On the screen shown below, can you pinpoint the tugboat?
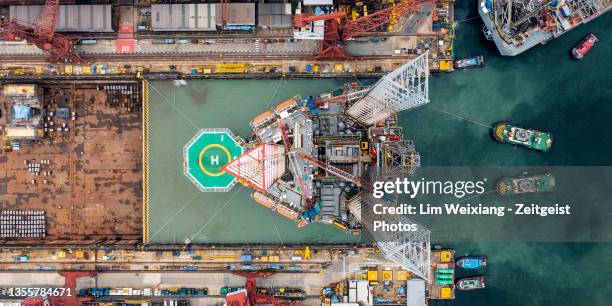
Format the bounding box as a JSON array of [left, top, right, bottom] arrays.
[[457, 256, 487, 269], [492, 121, 552, 152], [453, 55, 485, 69], [456, 276, 486, 291], [572, 33, 598, 59], [497, 173, 556, 196]]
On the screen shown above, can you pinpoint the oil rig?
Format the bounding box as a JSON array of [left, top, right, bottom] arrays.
[[221, 52, 432, 280], [479, 0, 611, 55]]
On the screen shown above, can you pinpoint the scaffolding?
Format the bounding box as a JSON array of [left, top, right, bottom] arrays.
[[377, 140, 421, 180], [347, 51, 429, 126]]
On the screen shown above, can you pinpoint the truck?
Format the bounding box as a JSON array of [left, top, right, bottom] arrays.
[[152, 38, 175, 44], [240, 254, 253, 261]]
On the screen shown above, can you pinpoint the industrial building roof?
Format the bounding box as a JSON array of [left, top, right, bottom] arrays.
[[216, 3, 255, 26], [10, 5, 113, 32], [258, 3, 292, 28], [406, 279, 426, 306], [151, 3, 216, 31]]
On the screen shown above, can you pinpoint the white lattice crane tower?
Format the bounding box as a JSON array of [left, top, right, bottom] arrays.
[[346, 52, 432, 281], [347, 52, 429, 126]]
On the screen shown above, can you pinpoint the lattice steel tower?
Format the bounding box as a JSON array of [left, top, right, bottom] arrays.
[[347, 51, 429, 126], [376, 139, 421, 180], [345, 53, 431, 281]]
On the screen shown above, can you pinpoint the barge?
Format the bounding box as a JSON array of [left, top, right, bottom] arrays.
[[457, 256, 487, 269], [453, 55, 485, 69], [497, 173, 556, 195], [456, 276, 486, 291]]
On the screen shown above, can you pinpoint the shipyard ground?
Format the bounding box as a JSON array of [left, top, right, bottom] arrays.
[[0, 247, 445, 305], [0, 82, 142, 245]]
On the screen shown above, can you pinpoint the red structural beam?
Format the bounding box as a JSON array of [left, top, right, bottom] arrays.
[[293, 11, 347, 28], [342, 0, 431, 40]]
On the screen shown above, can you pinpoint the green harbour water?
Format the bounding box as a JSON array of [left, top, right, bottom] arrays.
[[146, 0, 612, 304]]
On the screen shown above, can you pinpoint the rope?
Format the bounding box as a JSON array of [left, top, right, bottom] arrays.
[[266, 77, 286, 108], [146, 80, 201, 131], [148, 192, 200, 241], [190, 185, 244, 241], [266, 209, 285, 246], [455, 16, 480, 23], [424, 104, 493, 129]]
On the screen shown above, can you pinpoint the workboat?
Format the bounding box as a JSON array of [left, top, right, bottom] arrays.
[[456, 276, 486, 291], [457, 256, 487, 269], [453, 55, 484, 69], [572, 33, 598, 59], [492, 122, 552, 152], [497, 173, 556, 196]]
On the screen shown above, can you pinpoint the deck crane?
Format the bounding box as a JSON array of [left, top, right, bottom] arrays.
[[278, 120, 292, 152], [297, 152, 362, 187], [227, 272, 306, 306], [0, 0, 80, 62], [294, 0, 433, 59], [278, 120, 313, 209]]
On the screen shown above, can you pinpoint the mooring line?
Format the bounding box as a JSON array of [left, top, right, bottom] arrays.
[[266, 77, 285, 108], [266, 209, 285, 246], [148, 192, 199, 241], [190, 185, 244, 241], [424, 104, 493, 129], [146, 80, 201, 131]]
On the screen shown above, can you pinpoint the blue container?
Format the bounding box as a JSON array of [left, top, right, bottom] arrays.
[[305, 64, 312, 72]]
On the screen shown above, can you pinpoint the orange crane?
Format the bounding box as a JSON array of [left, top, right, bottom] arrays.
[[294, 0, 433, 59], [293, 11, 347, 28], [297, 152, 362, 187], [0, 0, 80, 62]]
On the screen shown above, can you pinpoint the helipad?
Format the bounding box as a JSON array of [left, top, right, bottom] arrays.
[[183, 128, 244, 192]]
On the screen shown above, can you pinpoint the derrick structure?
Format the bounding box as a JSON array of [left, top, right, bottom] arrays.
[[347, 52, 429, 126], [490, 0, 611, 43], [344, 52, 431, 281], [222, 143, 286, 192], [376, 139, 421, 180]]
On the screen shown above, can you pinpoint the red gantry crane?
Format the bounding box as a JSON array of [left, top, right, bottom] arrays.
[[293, 0, 433, 59], [0, 0, 80, 62], [227, 272, 306, 306]]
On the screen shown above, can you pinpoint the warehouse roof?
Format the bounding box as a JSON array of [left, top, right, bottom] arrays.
[[10, 5, 113, 32], [216, 3, 255, 26], [151, 3, 216, 31]]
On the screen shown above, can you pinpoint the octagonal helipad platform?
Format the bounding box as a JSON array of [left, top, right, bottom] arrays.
[[183, 128, 244, 192]]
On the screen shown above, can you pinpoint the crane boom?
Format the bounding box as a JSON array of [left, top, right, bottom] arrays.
[[293, 12, 347, 28], [298, 152, 362, 186], [293, 0, 432, 59], [342, 0, 431, 40], [0, 0, 80, 62]]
